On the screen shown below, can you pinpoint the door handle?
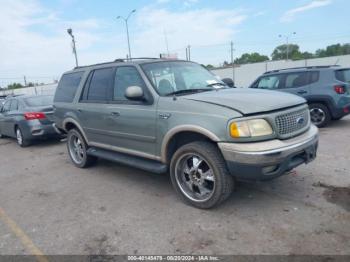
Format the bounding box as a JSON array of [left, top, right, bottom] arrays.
[[110, 112, 120, 117], [297, 90, 307, 94], [77, 108, 82, 113]]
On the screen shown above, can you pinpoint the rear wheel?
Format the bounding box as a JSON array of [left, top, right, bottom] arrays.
[[309, 103, 331, 128], [170, 141, 234, 209], [15, 127, 30, 147], [67, 129, 97, 168]]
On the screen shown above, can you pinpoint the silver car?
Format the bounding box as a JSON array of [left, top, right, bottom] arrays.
[[0, 95, 61, 147]]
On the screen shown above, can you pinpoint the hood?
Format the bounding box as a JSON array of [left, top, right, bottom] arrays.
[[183, 88, 306, 115]]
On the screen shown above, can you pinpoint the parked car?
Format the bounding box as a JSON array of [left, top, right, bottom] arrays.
[[0, 95, 61, 147], [249, 66, 350, 127], [54, 58, 318, 209]]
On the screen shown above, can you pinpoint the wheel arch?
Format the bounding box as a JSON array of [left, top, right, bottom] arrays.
[[161, 125, 220, 164], [62, 118, 89, 143], [305, 96, 335, 116]]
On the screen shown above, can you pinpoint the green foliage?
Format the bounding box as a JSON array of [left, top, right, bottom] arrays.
[[234, 52, 269, 64], [7, 83, 23, 90], [315, 43, 350, 58], [271, 44, 301, 60], [271, 43, 350, 61]]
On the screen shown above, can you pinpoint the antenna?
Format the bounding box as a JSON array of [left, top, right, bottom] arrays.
[[334, 58, 340, 66]]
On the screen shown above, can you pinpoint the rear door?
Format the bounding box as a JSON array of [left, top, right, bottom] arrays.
[[282, 71, 311, 98], [0, 100, 12, 136], [77, 67, 115, 144], [5, 99, 20, 137]]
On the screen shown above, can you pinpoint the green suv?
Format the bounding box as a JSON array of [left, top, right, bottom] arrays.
[[53, 59, 319, 208]]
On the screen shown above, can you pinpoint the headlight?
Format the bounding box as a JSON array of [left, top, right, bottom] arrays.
[[230, 119, 273, 138]]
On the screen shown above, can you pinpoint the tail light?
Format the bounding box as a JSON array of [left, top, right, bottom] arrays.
[[334, 85, 346, 94], [24, 112, 46, 120]]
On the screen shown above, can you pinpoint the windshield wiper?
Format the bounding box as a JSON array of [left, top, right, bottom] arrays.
[[165, 88, 213, 96], [206, 82, 226, 88]]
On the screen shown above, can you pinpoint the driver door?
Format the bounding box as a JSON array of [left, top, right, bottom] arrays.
[[106, 66, 157, 156]]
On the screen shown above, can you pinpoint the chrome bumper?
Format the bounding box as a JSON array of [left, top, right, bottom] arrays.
[[218, 125, 319, 165]]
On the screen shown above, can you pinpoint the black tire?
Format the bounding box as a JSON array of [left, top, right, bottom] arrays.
[[309, 103, 331, 128], [332, 116, 343, 121], [15, 127, 31, 147], [67, 129, 97, 168], [170, 141, 234, 209]]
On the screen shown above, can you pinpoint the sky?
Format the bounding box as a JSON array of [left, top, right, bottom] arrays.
[[0, 0, 349, 86]]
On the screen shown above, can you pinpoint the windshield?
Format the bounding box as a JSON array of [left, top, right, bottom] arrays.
[[335, 69, 350, 83], [24, 95, 53, 107], [141, 61, 227, 96]]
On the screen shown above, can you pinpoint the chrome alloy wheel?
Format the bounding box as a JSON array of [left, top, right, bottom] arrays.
[[310, 108, 326, 126], [68, 134, 85, 164], [175, 154, 215, 202]]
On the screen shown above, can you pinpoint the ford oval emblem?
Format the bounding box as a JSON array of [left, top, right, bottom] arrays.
[[296, 117, 305, 125]]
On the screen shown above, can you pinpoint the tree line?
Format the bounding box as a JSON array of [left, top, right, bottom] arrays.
[[209, 43, 350, 68]]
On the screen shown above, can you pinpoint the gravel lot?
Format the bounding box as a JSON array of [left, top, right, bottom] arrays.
[[0, 117, 349, 255]]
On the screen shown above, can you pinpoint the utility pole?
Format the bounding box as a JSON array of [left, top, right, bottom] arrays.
[[279, 32, 296, 61], [187, 45, 191, 61], [164, 30, 170, 56], [230, 41, 235, 83], [23, 75, 27, 86], [117, 9, 136, 61], [67, 28, 79, 67]]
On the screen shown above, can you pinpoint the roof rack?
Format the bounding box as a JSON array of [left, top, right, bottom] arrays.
[[116, 57, 160, 61], [74, 57, 161, 69], [264, 65, 340, 74]]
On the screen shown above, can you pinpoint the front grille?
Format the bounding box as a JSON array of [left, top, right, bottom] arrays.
[[275, 108, 309, 137]]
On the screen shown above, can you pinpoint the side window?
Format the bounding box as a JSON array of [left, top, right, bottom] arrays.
[[113, 66, 146, 101], [86, 67, 114, 102], [309, 71, 319, 84], [10, 100, 18, 111], [2, 101, 11, 112], [335, 69, 350, 83], [54, 72, 84, 103], [256, 75, 281, 90], [285, 72, 308, 88]]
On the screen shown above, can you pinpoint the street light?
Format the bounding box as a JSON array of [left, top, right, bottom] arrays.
[[67, 28, 79, 67], [117, 9, 136, 60], [279, 32, 296, 60]]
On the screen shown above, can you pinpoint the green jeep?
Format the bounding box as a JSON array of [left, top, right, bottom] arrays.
[[53, 59, 319, 209]]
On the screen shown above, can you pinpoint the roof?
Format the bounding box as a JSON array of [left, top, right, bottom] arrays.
[[63, 58, 189, 74]]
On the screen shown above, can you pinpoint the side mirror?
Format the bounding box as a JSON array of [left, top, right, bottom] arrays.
[[125, 86, 144, 101], [222, 78, 235, 88]]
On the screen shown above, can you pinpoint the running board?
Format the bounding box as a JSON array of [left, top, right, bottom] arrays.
[[87, 147, 168, 174]]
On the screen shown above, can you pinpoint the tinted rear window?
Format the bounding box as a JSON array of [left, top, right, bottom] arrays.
[[86, 67, 114, 102], [335, 69, 350, 83], [24, 96, 53, 107], [54, 72, 84, 102]]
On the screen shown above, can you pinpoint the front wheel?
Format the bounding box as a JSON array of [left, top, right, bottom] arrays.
[[309, 103, 331, 128], [67, 129, 97, 168], [170, 141, 234, 209]]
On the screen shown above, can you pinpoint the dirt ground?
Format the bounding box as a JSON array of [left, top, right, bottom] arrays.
[[0, 117, 349, 255]]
